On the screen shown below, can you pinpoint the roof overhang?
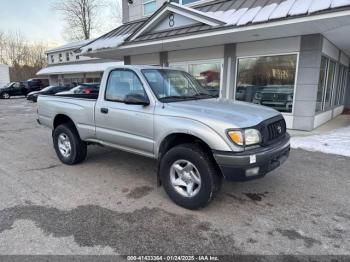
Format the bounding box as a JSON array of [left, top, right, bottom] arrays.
[[36, 62, 123, 76], [90, 8, 350, 60]]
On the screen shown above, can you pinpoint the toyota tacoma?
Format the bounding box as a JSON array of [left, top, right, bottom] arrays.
[[37, 65, 290, 209]]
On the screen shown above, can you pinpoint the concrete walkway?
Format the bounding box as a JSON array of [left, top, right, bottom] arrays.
[[288, 114, 350, 137]]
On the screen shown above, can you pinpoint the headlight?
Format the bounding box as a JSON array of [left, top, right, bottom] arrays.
[[254, 92, 262, 100], [227, 129, 261, 146], [244, 129, 261, 145]]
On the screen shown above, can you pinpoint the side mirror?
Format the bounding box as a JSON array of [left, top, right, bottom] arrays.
[[124, 93, 150, 106]]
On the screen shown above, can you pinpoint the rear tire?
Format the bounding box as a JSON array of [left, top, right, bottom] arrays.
[[160, 143, 222, 210], [53, 123, 87, 165]]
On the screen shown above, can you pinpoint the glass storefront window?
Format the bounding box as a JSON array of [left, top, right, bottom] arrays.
[[236, 54, 297, 113], [340, 68, 348, 105], [324, 60, 336, 110], [316, 57, 328, 112], [170, 61, 222, 97], [335, 65, 345, 106], [316, 56, 341, 112], [188, 63, 221, 96]]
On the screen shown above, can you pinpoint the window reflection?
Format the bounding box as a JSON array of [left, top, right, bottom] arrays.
[[170, 62, 221, 97], [236, 54, 297, 113], [189, 63, 221, 96]]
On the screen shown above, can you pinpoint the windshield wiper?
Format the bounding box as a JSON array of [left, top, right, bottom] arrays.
[[193, 92, 217, 98], [160, 96, 199, 102]]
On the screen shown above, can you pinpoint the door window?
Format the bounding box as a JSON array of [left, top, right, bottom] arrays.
[[105, 70, 146, 102]]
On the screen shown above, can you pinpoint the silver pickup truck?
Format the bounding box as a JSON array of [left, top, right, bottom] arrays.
[[37, 65, 290, 209]]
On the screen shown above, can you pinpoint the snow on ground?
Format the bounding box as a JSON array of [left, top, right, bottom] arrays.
[[290, 125, 350, 157]]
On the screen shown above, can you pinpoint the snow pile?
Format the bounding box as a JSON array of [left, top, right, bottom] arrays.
[[309, 0, 332, 13], [80, 34, 130, 54], [290, 126, 350, 157], [252, 3, 278, 23], [47, 39, 93, 53], [237, 6, 262, 26], [331, 0, 350, 8], [288, 0, 313, 16], [268, 0, 294, 19], [204, 0, 350, 27]]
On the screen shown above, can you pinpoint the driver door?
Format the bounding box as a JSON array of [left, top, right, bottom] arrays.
[[12, 83, 23, 96], [95, 69, 155, 157]]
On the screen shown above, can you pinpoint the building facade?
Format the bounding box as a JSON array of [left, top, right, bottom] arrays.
[[37, 40, 122, 86], [0, 64, 10, 87], [77, 0, 350, 130]]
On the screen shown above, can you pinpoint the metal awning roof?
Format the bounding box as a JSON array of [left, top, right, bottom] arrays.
[[77, 0, 350, 56], [36, 62, 123, 76]]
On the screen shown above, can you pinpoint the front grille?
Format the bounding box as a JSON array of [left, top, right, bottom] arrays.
[[267, 118, 286, 141], [259, 116, 287, 146], [262, 93, 288, 101]]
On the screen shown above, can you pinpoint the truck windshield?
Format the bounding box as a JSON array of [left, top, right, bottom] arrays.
[[142, 69, 216, 102]]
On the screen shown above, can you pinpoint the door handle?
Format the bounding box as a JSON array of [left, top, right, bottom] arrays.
[[101, 108, 109, 114]]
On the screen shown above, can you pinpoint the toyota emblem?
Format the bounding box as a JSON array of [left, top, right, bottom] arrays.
[[277, 125, 282, 134]]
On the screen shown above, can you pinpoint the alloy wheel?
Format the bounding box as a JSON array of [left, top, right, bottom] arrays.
[[58, 133, 72, 158], [170, 160, 202, 198]]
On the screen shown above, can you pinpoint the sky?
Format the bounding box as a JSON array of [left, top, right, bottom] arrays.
[[0, 0, 65, 46], [0, 0, 121, 48]]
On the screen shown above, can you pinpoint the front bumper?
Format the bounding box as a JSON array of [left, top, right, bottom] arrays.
[[213, 134, 290, 181]]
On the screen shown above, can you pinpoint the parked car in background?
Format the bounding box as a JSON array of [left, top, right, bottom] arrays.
[[27, 86, 72, 102], [24, 78, 49, 94], [0, 82, 26, 99], [56, 83, 100, 95], [252, 86, 294, 113]]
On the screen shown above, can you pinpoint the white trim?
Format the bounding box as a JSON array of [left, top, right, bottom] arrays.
[[314, 109, 333, 128], [186, 0, 213, 7], [120, 9, 350, 50], [282, 114, 294, 129], [130, 4, 225, 41], [234, 52, 300, 116], [333, 105, 344, 117], [225, 56, 232, 99]]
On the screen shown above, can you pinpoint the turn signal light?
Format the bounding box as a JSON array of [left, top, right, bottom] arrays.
[[227, 131, 244, 146]]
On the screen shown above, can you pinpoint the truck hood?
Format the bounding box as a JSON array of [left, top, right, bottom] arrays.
[[162, 98, 280, 128]]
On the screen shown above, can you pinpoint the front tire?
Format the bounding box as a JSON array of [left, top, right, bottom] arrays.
[[1, 92, 10, 99], [160, 143, 222, 210], [53, 124, 87, 165]]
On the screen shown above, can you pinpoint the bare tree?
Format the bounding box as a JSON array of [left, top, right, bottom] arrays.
[[0, 30, 48, 81], [53, 0, 103, 40], [0, 31, 7, 64], [5, 31, 30, 66], [108, 0, 122, 26]]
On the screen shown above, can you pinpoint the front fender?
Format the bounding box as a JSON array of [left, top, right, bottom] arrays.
[[154, 115, 232, 157]]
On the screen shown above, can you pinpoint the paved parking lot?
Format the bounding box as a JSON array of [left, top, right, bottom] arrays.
[[0, 98, 349, 256]]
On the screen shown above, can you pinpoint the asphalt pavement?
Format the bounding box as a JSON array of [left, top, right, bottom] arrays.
[[0, 98, 349, 256]]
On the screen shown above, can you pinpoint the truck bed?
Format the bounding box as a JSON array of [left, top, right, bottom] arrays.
[[37, 94, 97, 141], [54, 93, 99, 100]]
